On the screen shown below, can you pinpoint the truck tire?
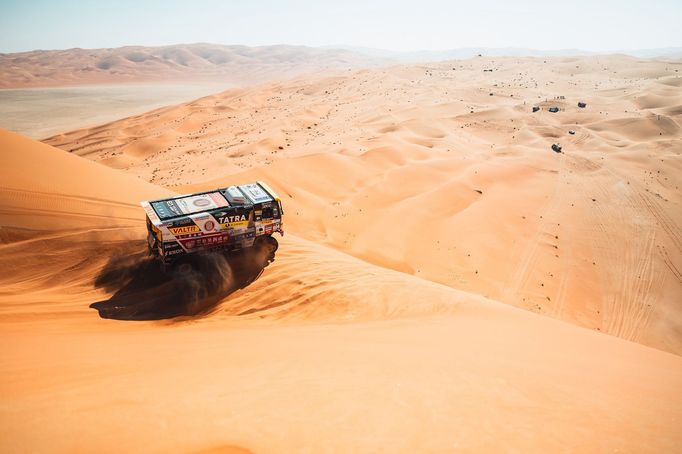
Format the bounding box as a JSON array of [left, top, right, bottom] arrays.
[[253, 235, 278, 266]]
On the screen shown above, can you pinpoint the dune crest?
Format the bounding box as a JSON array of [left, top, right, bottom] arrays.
[[0, 43, 385, 88]]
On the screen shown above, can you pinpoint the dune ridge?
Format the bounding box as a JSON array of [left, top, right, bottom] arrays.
[[0, 43, 387, 88]]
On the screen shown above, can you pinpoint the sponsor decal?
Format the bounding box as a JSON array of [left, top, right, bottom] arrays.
[[169, 225, 200, 235], [204, 220, 215, 231], [180, 233, 230, 249], [218, 214, 247, 223]]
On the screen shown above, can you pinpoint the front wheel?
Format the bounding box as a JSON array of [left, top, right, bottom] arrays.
[[253, 235, 278, 267], [236, 236, 279, 289]]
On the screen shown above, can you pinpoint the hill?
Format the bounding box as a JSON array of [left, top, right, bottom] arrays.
[[0, 43, 387, 88]]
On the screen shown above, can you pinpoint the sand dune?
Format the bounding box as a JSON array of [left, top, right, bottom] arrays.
[[1, 131, 682, 452], [0, 129, 171, 235], [0, 43, 386, 88], [46, 56, 682, 354]]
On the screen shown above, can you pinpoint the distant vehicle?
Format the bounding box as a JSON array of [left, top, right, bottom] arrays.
[[578, 102, 587, 108], [552, 143, 562, 153], [532, 106, 540, 112], [141, 182, 283, 272], [548, 107, 560, 113]]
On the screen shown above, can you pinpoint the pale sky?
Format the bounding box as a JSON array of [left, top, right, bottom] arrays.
[[1, 0, 680, 53]]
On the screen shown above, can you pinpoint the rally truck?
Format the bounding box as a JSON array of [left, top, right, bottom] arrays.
[[141, 182, 283, 272]]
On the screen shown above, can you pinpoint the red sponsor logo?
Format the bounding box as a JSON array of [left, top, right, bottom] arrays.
[[204, 220, 215, 231], [181, 233, 229, 249]]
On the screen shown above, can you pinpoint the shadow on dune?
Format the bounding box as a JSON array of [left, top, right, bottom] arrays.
[[90, 245, 274, 321]]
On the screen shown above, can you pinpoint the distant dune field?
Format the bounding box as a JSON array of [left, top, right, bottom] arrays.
[[0, 43, 386, 88], [0, 43, 387, 139]]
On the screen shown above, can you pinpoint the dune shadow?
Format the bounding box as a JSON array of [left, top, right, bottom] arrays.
[[90, 244, 274, 321]]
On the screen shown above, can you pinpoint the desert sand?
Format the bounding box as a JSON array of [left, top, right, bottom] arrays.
[[46, 55, 682, 353], [2, 54, 682, 452]]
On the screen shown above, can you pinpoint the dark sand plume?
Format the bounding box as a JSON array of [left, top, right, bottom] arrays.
[[91, 243, 275, 320]]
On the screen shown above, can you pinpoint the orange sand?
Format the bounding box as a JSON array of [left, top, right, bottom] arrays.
[[2, 54, 682, 452]]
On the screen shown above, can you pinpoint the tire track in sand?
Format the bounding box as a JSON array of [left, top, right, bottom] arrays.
[[575, 160, 663, 343], [502, 152, 567, 311]]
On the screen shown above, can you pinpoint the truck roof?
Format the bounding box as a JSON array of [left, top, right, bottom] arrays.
[[141, 181, 278, 221]]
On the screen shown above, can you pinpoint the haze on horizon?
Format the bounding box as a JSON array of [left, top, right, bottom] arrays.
[[1, 0, 681, 54]]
